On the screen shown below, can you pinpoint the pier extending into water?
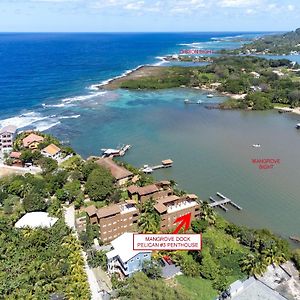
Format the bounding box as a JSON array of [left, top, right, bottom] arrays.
[[101, 144, 131, 158], [209, 192, 242, 212], [141, 159, 173, 174]]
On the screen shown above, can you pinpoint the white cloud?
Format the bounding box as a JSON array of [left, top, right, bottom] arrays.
[[287, 4, 294, 11], [124, 1, 144, 10], [219, 0, 261, 8], [246, 8, 255, 14]]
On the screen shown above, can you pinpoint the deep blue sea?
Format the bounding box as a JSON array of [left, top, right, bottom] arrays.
[[0, 32, 263, 130], [1, 32, 300, 240]]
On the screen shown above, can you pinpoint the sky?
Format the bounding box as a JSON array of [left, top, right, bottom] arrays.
[[0, 0, 299, 32]]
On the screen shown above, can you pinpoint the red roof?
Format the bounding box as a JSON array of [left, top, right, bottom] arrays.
[[10, 151, 21, 159], [22, 133, 44, 147]]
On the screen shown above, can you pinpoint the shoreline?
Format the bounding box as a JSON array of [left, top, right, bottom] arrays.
[[97, 65, 247, 101], [96, 65, 167, 90], [274, 106, 300, 116]]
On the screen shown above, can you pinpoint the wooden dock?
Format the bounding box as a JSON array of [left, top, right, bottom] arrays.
[[101, 144, 131, 158], [209, 193, 242, 212], [141, 159, 173, 174]]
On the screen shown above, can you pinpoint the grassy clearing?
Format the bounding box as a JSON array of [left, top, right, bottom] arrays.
[[176, 275, 218, 300]]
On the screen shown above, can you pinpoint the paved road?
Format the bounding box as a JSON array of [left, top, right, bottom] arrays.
[[64, 205, 104, 300]]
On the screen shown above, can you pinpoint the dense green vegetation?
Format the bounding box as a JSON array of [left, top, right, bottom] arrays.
[[120, 66, 192, 89], [115, 272, 190, 300], [0, 217, 90, 299], [118, 56, 300, 110], [223, 28, 300, 55]]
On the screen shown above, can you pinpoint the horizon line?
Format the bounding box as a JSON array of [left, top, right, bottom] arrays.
[[0, 30, 283, 34]]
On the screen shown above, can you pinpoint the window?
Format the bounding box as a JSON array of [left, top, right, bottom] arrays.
[[136, 257, 140, 260], [130, 259, 133, 263], [143, 254, 148, 257]]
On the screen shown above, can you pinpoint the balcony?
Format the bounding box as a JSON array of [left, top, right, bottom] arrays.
[[167, 200, 199, 214], [120, 203, 137, 215]]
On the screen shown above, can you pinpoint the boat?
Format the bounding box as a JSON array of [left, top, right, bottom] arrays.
[[141, 165, 153, 174], [184, 99, 190, 103], [290, 236, 300, 243], [296, 123, 300, 129], [252, 144, 261, 148], [197, 100, 202, 104], [207, 94, 214, 98]]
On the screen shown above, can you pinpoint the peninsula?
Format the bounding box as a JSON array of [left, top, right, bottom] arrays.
[[99, 55, 300, 111]]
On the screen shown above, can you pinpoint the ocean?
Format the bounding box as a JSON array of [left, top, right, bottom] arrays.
[[1, 32, 300, 241]]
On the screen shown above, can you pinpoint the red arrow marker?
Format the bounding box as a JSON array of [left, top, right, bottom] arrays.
[[172, 213, 192, 234]]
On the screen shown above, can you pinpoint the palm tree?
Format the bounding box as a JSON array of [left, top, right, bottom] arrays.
[[201, 202, 216, 225], [262, 246, 286, 266], [240, 253, 267, 276], [138, 213, 160, 233]]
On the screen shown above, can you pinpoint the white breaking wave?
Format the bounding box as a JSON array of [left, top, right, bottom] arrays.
[[178, 42, 203, 49], [89, 64, 147, 89], [0, 112, 49, 129], [153, 56, 168, 66], [35, 121, 61, 132], [61, 91, 107, 103], [58, 115, 80, 120], [42, 91, 107, 109], [42, 103, 69, 108]]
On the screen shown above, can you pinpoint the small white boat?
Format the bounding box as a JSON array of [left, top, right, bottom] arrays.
[[141, 165, 153, 174], [184, 99, 190, 103], [102, 148, 119, 156], [252, 144, 261, 148], [197, 100, 202, 104], [296, 123, 300, 129], [207, 94, 214, 98]]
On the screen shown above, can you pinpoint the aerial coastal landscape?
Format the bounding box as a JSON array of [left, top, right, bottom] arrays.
[[1, 1, 300, 300]]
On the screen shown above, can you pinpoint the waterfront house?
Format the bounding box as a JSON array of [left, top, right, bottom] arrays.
[[154, 194, 200, 232], [95, 158, 133, 185], [127, 181, 173, 204], [22, 133, 44, 150], [106, 232, 151, 277], [85, 202, 139, 243], [0, 125, 17, 153], [41, 143, 61, 160]]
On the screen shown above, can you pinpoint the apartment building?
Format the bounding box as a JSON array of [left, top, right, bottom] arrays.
[[154, 194, 201, 232], [0, 125, 17, 153], [85, 202, 139, 242], [127, 181, 172, 204]]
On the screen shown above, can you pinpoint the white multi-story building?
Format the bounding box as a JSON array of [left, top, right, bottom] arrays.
[[0, 125, 17, 153]]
